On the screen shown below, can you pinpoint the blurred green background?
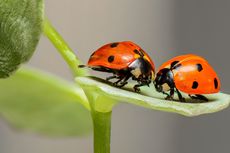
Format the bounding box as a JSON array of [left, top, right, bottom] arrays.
[[0, 0, 229, 153]]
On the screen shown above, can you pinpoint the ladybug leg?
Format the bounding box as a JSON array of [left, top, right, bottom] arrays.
[[133, 79, 151, 92], [195, 94, 209, 102], [112, 74, 131, 88], [106, 75, 118, 81], [188, 94, 209, 102], [165, 88, 174, 101], [133, 83, 142, 92], [162, 91, 170, 97], [117, 74, 131, 87], [175, 88, 186, 102], [112, 76, 125, 86]]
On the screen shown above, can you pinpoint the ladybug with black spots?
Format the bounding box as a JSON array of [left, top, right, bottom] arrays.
[[79, 41, 155, 92], [154, 54, 221, 102]]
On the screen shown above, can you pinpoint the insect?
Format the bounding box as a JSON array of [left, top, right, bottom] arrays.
[[79, 41, 155, 92], [154, 54, 221, 102]]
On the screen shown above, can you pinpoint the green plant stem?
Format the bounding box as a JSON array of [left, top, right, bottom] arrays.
[[43, 19, 88, 77], [92, 110, 112, 153], [43, 18, 112, 153]]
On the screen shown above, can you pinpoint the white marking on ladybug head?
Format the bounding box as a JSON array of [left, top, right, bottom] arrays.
[[131, 68, 141, 78], [162, 83, 170, 92], [151, 71, 155, 80]]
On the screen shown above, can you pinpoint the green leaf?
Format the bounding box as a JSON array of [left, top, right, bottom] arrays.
[[76, 76, 230, 117], [0, 0, 44, 78], [0, 67, 92, 136]]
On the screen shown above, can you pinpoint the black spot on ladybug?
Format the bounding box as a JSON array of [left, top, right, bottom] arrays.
[[108, 55, 115, 63], [171, 61, 179, 67], [214, 78, 218, 89], [192, 81, 199, 89], [196, 63, 203, 72], [110, 43, 119, 48], [171, 61, 181, 69], [139, 49, 145, 57], [133, 49, 144, 57], [133, 49, 139, 54], [174, 64, 182, 69]]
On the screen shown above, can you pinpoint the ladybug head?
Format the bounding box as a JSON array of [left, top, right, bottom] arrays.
[[154, 68, 174, 92]]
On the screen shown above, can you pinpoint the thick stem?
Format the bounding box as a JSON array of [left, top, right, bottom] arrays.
[[43, 19, 88, 77], [92, 111, 112, 153]]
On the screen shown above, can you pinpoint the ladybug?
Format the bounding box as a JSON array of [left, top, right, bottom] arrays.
[[154, 54, 221, 102], [79, 41, 155, 92]]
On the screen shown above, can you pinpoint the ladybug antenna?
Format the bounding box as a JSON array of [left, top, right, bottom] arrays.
[[78, 65, 87, 68], [78, 65, 94, 70]]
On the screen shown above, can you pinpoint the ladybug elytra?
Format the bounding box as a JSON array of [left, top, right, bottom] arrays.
[[154, 54, 221, 102], [79, 41, 155, 92]]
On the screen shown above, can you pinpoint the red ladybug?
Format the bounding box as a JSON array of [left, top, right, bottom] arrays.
[[154, 54, 221, 102], [79, 41, 155, 92]]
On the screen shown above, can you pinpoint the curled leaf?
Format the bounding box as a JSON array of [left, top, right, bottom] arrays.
[[76, 76, 230, 116], [0, 0, 44, 77]]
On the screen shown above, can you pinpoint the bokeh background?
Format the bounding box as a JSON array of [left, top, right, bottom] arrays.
[[0, 0, 230, 153]]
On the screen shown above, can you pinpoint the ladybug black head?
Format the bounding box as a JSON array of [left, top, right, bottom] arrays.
[[154, 68, 174, 92]]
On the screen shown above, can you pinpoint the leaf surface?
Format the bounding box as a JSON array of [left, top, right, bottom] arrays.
[[0, 0, 44, 77], [76, 76, 230, 116], [0, 67, 92, 136]]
